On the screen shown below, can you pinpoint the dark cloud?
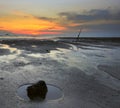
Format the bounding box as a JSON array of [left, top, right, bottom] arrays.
[[88, 9, 110, 15], [35, 16, 56, 22], [57, 9, 120, 34], [59, 9, 120, 22], [59, 12, 90, 22]]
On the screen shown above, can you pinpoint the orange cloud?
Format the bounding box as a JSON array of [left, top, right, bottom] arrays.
[[0, 11, 66, 35]]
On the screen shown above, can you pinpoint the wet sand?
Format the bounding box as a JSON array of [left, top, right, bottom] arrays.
[[0, 38, 120, 108]]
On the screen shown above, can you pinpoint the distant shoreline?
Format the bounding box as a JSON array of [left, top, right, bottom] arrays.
[[58, 37, 120, 43], [0, 36, 120, 43]]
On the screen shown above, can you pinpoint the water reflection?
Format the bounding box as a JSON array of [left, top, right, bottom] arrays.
[[0, 44, 22, 62], [31, 45, 37, 48], [0, 44, 18, 53]]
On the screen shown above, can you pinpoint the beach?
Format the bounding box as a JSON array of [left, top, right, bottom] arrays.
[[0, 37, 120, 108]]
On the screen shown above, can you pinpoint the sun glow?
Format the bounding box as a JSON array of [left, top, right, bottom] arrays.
[[0, 12, 65, 35]]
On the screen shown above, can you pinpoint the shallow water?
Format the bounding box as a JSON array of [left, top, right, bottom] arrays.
[[23, 42, 120, 90], [0, 41, 120, 90]]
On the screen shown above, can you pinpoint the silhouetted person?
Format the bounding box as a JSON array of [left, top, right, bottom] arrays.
[[27, 80, 48, 100]]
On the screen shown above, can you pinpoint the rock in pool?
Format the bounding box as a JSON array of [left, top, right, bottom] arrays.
[[27, 80, 48, 100]]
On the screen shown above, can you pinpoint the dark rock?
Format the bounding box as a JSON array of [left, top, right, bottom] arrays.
[[46, 50, 49, 53], [27, 80, 48, 100]]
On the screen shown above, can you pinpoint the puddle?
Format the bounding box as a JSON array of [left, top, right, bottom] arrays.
[[0, 44, 22, 62], [31, 45, 37, 48], [17, 84, 63, 101], [0, 44, 18, 53]]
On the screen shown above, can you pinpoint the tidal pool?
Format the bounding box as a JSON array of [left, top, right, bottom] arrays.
[[17, 84, 63, 101]]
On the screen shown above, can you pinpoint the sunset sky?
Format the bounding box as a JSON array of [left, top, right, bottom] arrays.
[[0, 0, 120, 37]]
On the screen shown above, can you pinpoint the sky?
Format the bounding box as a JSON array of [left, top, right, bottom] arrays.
[[0, 0, 120, 37]]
